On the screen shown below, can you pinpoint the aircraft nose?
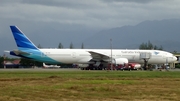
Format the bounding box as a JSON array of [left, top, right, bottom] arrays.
[[173, 56, 177, 61]]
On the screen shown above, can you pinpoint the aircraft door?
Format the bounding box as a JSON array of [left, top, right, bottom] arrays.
[[132, 55, 135, 61], [72, 52, 76, 58]]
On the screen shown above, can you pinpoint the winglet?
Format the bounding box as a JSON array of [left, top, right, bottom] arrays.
[[10, 26, 38, 50]]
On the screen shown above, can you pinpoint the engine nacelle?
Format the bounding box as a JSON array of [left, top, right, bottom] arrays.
[[78, 64, 89, 68], [112, 58, 128, 65]]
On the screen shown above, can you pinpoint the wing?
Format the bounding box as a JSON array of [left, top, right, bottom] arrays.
[[87, 51, 111, 62]]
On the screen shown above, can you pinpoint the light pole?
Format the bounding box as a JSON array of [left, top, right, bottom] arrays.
[[110, 39, 113, 70]]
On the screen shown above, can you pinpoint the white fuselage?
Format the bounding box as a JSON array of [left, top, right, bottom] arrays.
[[39, 49, 176, 64]]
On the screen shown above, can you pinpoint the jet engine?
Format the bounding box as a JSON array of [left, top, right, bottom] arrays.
[[112, 58, 128, 65]]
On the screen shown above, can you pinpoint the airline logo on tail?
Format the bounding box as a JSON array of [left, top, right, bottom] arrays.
[[10, 26, 38, 50]]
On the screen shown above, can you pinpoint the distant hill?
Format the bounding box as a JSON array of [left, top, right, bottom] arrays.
[[82, 19, 180, 52]]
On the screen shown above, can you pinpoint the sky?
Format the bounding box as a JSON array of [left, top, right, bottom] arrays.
[[0, 0, 180, 56]]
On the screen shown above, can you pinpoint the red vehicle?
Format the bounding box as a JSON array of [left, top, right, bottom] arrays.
[[128, 63, 141, 70], [117, 63, 141, 70]]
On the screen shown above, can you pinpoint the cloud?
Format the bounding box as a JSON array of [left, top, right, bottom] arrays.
[[102, 0, 159, 4], [1, 0, 180, 29]]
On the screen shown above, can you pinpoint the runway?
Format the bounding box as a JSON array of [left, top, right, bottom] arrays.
[[0, 68, 81, 72], [0, 68, 180, 72]]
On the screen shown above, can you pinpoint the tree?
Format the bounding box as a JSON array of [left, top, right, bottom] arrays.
[[139, 42, 145, 49], [70, 42, 74, 49], [0, 56, 4, 67], [58, 43, 63, 49], [147, 40, 153, 49], [158, 45, 163, 50], [153, 45, 158, 50], [37, 44, 42, 48], [81, 43, 84, 49], [139, 41, 163, 50], [173, 50, 177, 53]]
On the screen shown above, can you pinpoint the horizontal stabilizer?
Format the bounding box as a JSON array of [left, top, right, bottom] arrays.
[[12, 50, 30, 55], [4, 50, 10, 53]]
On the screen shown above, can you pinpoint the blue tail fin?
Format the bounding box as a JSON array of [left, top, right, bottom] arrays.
[[10, 26, 38, 50]]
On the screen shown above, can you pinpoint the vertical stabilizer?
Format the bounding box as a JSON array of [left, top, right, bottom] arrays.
[[10, 26, 38, 50]]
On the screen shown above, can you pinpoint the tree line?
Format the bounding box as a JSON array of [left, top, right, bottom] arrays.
[[38, 42, 84, 49], [39, 41, 162, 50], [139, 41, 163, 50]]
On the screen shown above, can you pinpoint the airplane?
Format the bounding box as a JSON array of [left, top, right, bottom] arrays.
[[8, 26, 177, 69], [43, 63, 60, 68]]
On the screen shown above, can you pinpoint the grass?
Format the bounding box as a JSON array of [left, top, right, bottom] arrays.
[[0, 70, 180, 101]]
